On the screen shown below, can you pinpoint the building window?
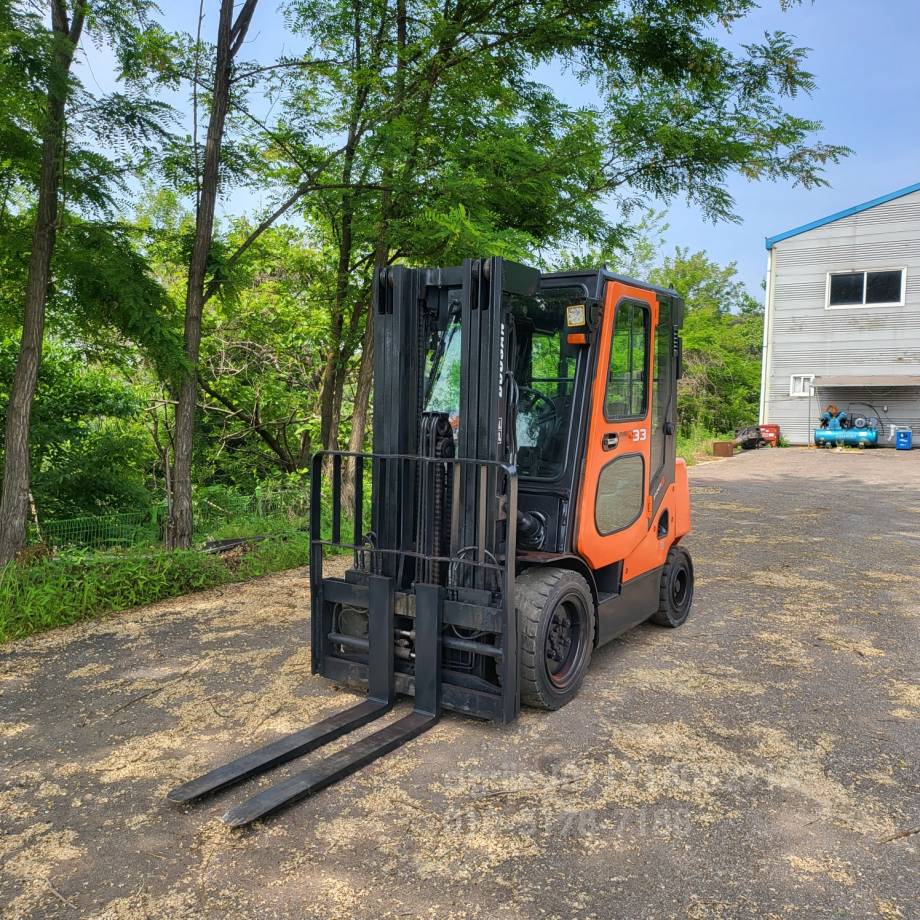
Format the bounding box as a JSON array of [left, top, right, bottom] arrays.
[[826, 269, 905, 308], [789, 374, 814, 397]]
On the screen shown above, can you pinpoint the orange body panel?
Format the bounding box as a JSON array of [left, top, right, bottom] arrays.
[[673, 458, 692, 540], [574, 282, 692, 583], [622, 460, 692, 580]]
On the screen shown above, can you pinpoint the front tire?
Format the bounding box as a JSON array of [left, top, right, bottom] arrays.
[[650, 545, 694, 627], [517, 567, 595, 710]]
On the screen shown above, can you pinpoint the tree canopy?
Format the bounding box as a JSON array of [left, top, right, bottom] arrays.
[[0, 0, 847, 550]]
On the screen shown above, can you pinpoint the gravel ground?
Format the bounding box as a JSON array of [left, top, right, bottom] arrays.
[[1, 448, 918, 919]]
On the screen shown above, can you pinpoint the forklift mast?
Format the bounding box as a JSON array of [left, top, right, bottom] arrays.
[[311, 258, 535, 725], [370, 258, 528, 592]]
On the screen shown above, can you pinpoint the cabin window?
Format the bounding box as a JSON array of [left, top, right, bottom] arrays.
[[826, 269, 905, 308], [649, 300, 673, 480], [789, 374, 814, 397], [605, 300, 650, 420], [596, 453, 645, 534]]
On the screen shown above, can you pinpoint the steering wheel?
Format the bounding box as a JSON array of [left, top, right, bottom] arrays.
[[517, 386, 559, 433]]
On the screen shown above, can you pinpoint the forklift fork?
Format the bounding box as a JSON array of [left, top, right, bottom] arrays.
[[167, 578, 443, 827]]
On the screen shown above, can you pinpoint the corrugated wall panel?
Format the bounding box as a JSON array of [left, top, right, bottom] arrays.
[[777, 242, 916, 268], [770, 314, 920, 335], [771, 348, 920, 368]]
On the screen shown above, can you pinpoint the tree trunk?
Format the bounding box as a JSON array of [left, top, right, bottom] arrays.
[[318, 316, 345, 452], [318, 185, 355, 452], [341, 309, 375, 509], [349, 310, 375, 457], [0, 2, 85, 566], [340, 1, 405, 506], [166, 0, 257, 549], [318, 20, 369, 454]]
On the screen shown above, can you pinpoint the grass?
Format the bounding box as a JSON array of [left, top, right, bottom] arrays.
[[677, 424, 787, 465], [0, 531, 311, 643], [677, 425, 725, 466], [204, 511, 310, 540]]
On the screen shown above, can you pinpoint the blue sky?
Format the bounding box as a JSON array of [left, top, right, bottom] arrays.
[[659, 0, 920, 295], [89, 0, 920, 297]]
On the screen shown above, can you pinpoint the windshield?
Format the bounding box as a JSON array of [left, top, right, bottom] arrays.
[[424, 317, 462, 418], [512, 286, 583, 478], [422, 284, 586, 479]]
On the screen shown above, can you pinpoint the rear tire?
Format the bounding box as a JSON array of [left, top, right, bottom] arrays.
[[517, 567, 595, 710], [650, 545, 694, 627]]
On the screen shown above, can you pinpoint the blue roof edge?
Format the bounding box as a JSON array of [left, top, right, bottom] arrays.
[[765, 180, 920, 250]]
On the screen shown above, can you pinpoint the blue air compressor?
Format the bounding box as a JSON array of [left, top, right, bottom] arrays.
[[814, 405, 879, 448]]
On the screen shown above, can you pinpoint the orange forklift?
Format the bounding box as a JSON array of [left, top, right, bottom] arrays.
[[170, 258, 693, 825]]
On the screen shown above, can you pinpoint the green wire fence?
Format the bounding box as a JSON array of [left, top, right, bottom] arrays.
[[28, 510, 160, 549], [26, 489, 312, 550]]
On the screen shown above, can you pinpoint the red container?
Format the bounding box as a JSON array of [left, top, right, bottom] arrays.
[[759, 423, 780, 447]]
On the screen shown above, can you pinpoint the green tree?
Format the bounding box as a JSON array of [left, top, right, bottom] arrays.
[[131, 191, 327, 495], [167, 0, 261, 549], [0, 1, 175, 563], [196, 222, 329, 483], [254, 0, 844, 466], [0, 340, 153, 519], [651, 248, 764, 434]]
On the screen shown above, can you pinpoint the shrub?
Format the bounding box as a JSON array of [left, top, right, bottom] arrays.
[[677, 424, 722, 466], [0, 532, 311, 643]]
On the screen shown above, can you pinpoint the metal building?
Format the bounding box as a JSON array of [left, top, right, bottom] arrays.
[[760, 181, 920, 446]]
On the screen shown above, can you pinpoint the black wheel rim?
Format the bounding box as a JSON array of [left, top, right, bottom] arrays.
[[671, 566, 689, 609], [669, 559, 693, 617], [544, 594, 589, 690]]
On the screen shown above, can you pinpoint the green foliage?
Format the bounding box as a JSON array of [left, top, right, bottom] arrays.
[[0, 533, 310, 643], [0, 341, 154, 518], [197, 221, 331, 484], [273, 0, 846, 239], [0, 1, 178, 218], [0, 2, 181, 353], [650, 248, 764, 434], [32, 425, 154, 521], [133, 194, 329, 487], [52, 220, 183, 383], [192, 483, 310, 540], [677, 423, 725, 467]]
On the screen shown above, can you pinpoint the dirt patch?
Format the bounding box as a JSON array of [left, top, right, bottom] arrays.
[[749, 569, 816, 590], [786, 853, 855, 886]]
